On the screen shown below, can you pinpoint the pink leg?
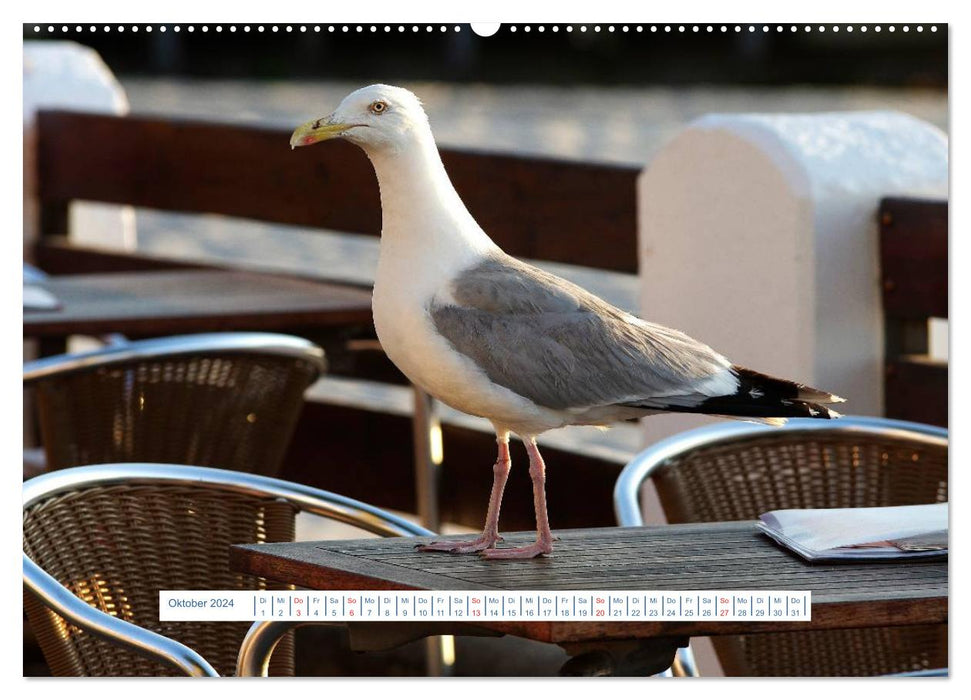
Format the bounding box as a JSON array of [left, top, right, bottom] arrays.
[[417, 436, 511, 554], [480, 438, 554, 559]]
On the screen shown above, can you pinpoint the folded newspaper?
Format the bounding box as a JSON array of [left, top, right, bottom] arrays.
[[758, 503, 948, 562]]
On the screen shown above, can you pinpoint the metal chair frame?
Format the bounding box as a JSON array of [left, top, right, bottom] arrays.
[[23, 331, 327, 384], [613, 415, 948, 678], [23, 331, 327, 481], [615, 416, 948, 527], [23, 463, 433, 677]]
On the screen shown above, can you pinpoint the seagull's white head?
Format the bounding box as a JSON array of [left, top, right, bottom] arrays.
[[290, 84, 431, 154]]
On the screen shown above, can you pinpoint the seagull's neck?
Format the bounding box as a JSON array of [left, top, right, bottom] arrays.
[[365, 131, 499, 281]]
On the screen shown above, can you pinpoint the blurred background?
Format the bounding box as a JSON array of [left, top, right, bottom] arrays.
[[26, 23, 948, 156]]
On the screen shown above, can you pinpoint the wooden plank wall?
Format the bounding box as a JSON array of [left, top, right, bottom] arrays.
[[879, 197, 948, 428]]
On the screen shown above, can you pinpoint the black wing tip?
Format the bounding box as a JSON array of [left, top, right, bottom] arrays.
[[731, 365, 845, 405], [707, 397, 842, 420], [786, 400, 843, 420], [620, 366, 845, 422]]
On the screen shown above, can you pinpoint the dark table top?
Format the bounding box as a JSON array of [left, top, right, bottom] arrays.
[[231, 521, 947, 645], [23, 269, 374, 338]]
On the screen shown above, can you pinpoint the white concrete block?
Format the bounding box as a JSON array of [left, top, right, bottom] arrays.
[[23, 41, 134, 254], [637, 111, 947, 446]]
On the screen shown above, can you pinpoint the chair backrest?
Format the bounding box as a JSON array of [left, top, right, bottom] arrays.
[[23, 463, 432, 676], [24, 333, 326, 476], [615, 416, 948, 676]]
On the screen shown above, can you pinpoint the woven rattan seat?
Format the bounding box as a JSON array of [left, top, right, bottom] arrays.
[[24, 333, 326, 476], [23, 464, 432, 676], [614, 417, 948, 677]]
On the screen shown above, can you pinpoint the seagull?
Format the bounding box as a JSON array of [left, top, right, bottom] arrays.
[[291, 85, 845, 559]]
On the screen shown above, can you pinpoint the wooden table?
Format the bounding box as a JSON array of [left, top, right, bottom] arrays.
[[23, 269, 373, 339], [230, 522, 947, 675]]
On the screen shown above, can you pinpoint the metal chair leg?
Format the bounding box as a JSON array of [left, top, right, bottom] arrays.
[[236, 620, 304, 677], [671, 645, 700, 676]]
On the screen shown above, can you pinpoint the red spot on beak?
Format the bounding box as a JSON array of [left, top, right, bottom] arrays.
[[302, 135, 317, 146]]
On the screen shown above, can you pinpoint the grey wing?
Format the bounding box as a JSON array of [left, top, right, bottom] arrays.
[[431, 253, 734, 411]]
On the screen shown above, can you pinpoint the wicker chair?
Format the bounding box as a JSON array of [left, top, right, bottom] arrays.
[[614, 416, 948, 677], [23, 463, 433, 677], [23, 333, 326, 476]]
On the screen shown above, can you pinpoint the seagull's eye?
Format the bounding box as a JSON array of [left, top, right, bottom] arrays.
[[369, 100, 389, 115]]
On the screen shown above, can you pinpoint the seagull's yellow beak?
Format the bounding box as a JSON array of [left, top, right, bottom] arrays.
[[289, 118, 354, 149]]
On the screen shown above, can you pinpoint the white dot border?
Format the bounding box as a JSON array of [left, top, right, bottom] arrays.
[[28, 23, 943, 35]]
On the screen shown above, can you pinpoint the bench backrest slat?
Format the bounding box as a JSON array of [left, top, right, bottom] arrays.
[[37, 110, 640, 273], [878, 196, 948, 428]]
